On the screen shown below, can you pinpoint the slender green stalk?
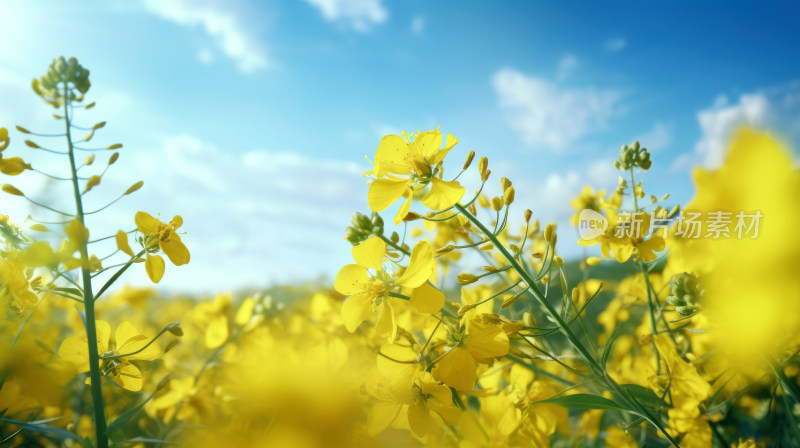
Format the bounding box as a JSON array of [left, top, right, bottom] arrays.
[[454, 202, 680, 446], [64, 89, 109, 448], [455, 203, 600, 372], [630, 167, 663, 374]]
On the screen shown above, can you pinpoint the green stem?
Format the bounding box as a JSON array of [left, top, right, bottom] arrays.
[[454, 202, 679, 446], [630, 167, 663, 375], [454, 203, 601, 373], [64, 90, 108, 448]]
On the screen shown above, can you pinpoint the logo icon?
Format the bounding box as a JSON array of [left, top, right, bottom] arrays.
[[577, 209, 608, 241]]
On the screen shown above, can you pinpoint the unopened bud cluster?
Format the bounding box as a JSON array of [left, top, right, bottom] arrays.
[[345, 212, 384, 245], [615, 140, 651, 171], [665, 272, 703, 316]]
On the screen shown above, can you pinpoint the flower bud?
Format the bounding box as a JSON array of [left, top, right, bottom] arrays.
[[544, 223, 556, 243], [586, 256, 603, 266], [491, 196, 503, 211], [524, 209, 532, 223], [84, 154, 95, 166], [554, 255, 563, 267], [2, 184, 24, 196], [503, 186, 515, 205], [478, 156, 488, 176], [463, 150, 475, 170], [501, 177, 512, 192], [481, 168, 491, 182], [457, 273, 479, 285]]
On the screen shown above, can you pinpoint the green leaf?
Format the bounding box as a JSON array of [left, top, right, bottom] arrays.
[[602, 325, 623, 367], [536, 393, 625, 411], [619, 384, 666, 410], [0, 416, 82, 442]]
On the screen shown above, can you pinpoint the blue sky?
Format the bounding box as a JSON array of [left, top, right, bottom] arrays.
[[1, 0, 798, 292]]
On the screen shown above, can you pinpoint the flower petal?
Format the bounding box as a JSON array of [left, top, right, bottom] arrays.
[[161, 236, 190, 266], [394, 190, 413, 225], [368, 177, 411, 212], [341, 292, 373, 332], [374, 134, 412, 177], [421, 178, 465, 211], [334, 264, 369, 295], [429, 133, 458, 165], [145, 254, 165, 283], [432, 346, 476, 391], [135, 211, 160, 235], [396, 240, 434, 288], [352, 236, 387, 270], [409, 282, 445, 314]]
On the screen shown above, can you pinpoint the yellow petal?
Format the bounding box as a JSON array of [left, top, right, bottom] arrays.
[[429, 133, 458, 165], [421, 178, 465, 211], [352, 236, 387, 270], [368, 177, 411, 212], [161, 236, 190, 266], [235, 297, 255, 326], [396, 240, 434, 288], [413, 130, 443, 159], [409, 282, 445, 314], [432, 346, 476, 391], [116, 321, 161, 361], [367, 401, 403, 436], [341, 292, 374, 332], [394, 191, 413, 225], [65, 219, 89, 246], [135, 211, 160, 235], [58, 336, 89, 372], [116, 230, 134, 257], [96, 320, 111, 354], [374, 134, 412, 177], [145, 254, 165, 283], [334, 264, 369, 295], [408, 402, 432, 437], [205, 315, 229, 349], [374, 302, 397, 341], [115, 363, 143, 392], [465, 315, 510, 361]]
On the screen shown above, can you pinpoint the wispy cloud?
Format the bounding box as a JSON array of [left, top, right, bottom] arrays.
[[141, 0, 269, 73], [303, 0, 388, 32], [639, 121, 673, 151], [492, 67, 622, 150], [557, 54, 579, 81], [603, 37, 627, 52], [695, 94, 768, 168], [410, 15, 424, 35]]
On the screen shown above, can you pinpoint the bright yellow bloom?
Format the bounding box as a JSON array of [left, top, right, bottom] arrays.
[[334, 237, 443, 332], [135, 211, 190, 283], [59, 320, 161, 391], [433, 314, 510, 390], [570, 185, 605, 226], [368, 129, 465, 224], [366, 345, 460, 438]]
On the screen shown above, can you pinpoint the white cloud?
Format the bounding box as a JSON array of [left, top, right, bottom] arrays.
[[557, 54, 579, 81], [411, 15, 424, 35], [303, 0, 388, 32], [108, 134, 367, 291], [695, 94, 768, 168], [142, 0, 269, 73], [604, 37, 627, 52], [492, 67, 622, 150]]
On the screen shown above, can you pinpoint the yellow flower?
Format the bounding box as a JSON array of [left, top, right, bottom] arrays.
[[58, 320, 161, 391], [570, 185, 605, 226], [334, 237, 443, 332], [432, 313, 510, 390], [135, 211, 190, 283], [366, 345, 460, 438], [367, 129, 465, 224]]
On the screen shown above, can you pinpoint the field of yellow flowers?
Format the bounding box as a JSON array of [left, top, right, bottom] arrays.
[[2, 57, 799, 448]]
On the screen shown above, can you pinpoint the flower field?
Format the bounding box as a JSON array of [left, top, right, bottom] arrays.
[[1, 55, 799, 448]]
